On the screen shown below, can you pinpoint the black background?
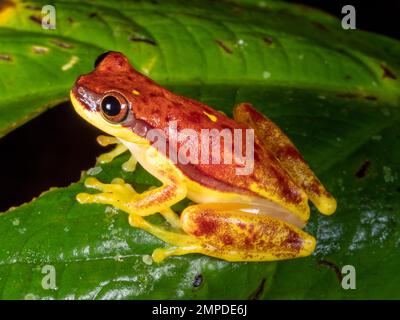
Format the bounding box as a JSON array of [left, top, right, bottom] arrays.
[[294, 0, 400, 40], [0, 0, 399, 211]]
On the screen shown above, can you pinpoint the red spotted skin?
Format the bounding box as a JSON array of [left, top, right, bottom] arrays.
[[73, 52, 307, 209], [180, 206, 305, 260]]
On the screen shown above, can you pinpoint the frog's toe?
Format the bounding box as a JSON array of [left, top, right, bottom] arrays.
[[77, 187, 137, 209], [76, 192, 92, 204], [79, 177, 140, 211], [152, 246, 205, 263], [84, 177, 104, 190], [122, 156, 137, 172], [96, 135, 128, 164], [84, 177, 135, 194], [97, 143, 128, 164], [97, 135, 119, 146], [84, 177, 125, 192], [152, 248, 168, 263], [111, 177, 126, 185], [96, 135, 136, 172], [76, 192, 115, 205]]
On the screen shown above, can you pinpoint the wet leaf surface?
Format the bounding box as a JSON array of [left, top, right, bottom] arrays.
[[0, 0, 399, 299]]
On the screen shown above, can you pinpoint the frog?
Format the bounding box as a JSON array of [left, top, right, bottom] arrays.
[[70, 51, 337, 263]]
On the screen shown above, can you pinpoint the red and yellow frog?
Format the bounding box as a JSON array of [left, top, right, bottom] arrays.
[[70, 52, 336, 263]]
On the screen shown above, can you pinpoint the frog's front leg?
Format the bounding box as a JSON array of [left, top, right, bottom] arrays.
[[77, 148, 187, 217], [77, 177, 186, 218], [130, 203, 316, 263]]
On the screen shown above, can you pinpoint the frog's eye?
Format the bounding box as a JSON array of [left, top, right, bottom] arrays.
[[100, 93, 129, 123]]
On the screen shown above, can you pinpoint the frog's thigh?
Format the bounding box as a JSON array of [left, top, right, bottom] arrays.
[[179, 203, 316, 262], [233, 103, 336, 215]]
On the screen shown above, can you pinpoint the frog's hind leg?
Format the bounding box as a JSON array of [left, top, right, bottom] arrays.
[[233, 103, 336, 215], [96, 135, 137, 172], [130, 203, 316, 263], [128, 214, 208, 262], [179, 203, 316, 262]]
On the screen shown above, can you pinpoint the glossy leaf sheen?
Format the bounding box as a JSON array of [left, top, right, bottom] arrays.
[[0, 0, 399, 299]]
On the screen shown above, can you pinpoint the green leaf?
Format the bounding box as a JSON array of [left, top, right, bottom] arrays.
[[1, 0, 399, 136], [0, 0, 399, 299], [0, 155, 276, 299]]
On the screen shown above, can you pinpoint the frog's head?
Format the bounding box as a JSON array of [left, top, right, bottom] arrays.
[[70, 51, 156, 144]]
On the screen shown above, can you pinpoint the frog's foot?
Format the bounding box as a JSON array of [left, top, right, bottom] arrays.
[[130, 203, 316, 263], [128, 214, 209, 263], [233, 103, 336, 215], [96, 135, 137, 172], [77, 177, 142, 215], [77, 177, 185, 223]]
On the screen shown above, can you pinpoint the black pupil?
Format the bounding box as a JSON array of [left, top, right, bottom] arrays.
[[101, 96, 121, 117]]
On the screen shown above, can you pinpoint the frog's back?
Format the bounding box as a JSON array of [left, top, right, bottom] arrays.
[[129, 79, 309, 216]]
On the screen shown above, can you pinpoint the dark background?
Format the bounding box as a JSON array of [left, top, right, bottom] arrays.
[[294, 0, 400, 40], [0, 1, 399, 211]]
